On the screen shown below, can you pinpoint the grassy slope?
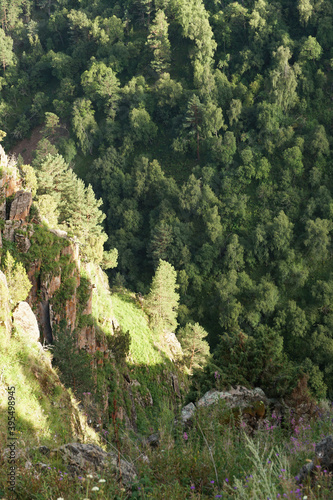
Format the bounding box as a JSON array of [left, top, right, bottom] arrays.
[[85, 263, 187, 432], [0, 328, 99, 449]]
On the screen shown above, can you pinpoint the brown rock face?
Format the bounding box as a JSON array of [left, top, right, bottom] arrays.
[[0, 147, 23, 202], [10, 190, 32, 221]]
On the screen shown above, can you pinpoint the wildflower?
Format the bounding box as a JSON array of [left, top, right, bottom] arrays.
[[215, 496, 222, 499], [98, 479, 106, 483], [183, 432, 188, 441], [56, 498, 65, 500], [91, 486, 99, 491], [225, 478, 229, 483], [190, 485, 195, 490], [210, 480, 215, 484], [303, 497, 308, 499], [87, 474, 94, 478]]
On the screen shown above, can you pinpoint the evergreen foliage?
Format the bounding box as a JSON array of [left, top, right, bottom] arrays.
[[1, 0, 333, 396], [52, 323, 94, 396], [2, 252, 31, 307], [146, 259, 179, 332], [178, 322, 210, 371]]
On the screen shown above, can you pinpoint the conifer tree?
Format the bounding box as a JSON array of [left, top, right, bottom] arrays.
[[178, 322, 210, 371], [146, 259, 179, 332], [0, 28, 14, 71], [146, 10, 171, 75], [72, 98, 98, 155], [3, 252, 31, 307]]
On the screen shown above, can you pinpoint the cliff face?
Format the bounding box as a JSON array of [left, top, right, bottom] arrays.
[[0, 146, 104, 355]]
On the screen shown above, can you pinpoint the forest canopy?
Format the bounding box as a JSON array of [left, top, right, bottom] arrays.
[[1, 0, 333, 398]]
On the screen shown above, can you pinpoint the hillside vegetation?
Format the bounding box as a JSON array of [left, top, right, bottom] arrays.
[[1, 0, 333, 398], [1, 0, 333, 498]]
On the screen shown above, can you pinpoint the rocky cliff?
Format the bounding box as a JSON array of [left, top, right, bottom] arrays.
[[0, 145, 106, 355]]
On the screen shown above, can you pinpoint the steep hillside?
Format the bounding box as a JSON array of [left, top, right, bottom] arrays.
[[1, 0, 332, 398], [0, 143, 188, 497]]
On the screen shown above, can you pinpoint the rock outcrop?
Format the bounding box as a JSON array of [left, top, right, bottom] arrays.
[[0, 146, 104, 357], [9, 190, 32, 221], [181, 386, 268, 426], [51, 443, 137, 485], [298, 435, 333, 484], [13, 301, 40, 343]]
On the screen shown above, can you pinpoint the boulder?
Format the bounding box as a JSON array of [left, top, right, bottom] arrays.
[[13, 301, 40, 343], [9, 190, 32, 221], [180, 386, 269, 427], [196, 386, 268, 411], [15, 232, 31, 253], [298, 435, 333, 484], [163, 330, 183, 360], [181, 402, 196, 425], [146, 433, 160, 448], [51, 443, 137, 485], [3, 220, 21, 242]]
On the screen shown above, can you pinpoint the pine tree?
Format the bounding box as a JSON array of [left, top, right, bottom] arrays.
[[146, 259, 179, 332], [178, 322, 210, 371], [184, 95, 203, 161], [35, 153, 67, 200], [0, 28, 14, 71], [3, 252, 31, 307], [72, 98, 98, 155], [146, 10, 171, 75]]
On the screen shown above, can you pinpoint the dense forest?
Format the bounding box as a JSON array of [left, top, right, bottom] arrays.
[[1, 0, 333, 399]]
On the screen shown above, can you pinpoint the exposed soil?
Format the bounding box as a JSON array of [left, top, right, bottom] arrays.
[[10, 125, 69, 165]]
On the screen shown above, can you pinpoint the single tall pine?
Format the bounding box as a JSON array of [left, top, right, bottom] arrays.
[[146, 259, 179, 332]]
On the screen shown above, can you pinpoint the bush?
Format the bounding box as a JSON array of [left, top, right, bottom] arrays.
[[188, 327, 300, 402], [3, 251, 31, 308], [107, 326, 131, 360], [52, 323, 94, 396]]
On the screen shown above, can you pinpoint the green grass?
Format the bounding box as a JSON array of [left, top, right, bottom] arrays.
[[84, 263, 168, 366], [0, 327, 99, 450], [111, 292, 164, 366]]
